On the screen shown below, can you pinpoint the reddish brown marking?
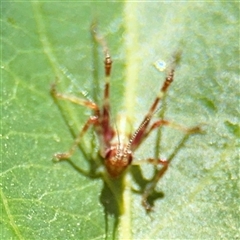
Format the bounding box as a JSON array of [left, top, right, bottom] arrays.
[[105, 56, 112, 76], [161, 70, 174, 92]]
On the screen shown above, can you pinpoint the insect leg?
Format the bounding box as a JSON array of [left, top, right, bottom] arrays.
[[142, 159, 169, 211], [146, 120, 201, 138], [51, 83, 99, 113], [53, 116, 99, 160], [91, 25, 114, 143], [132, 158, 169, 211], [133, 120, 201, 211], [129, 68, 175, 151]]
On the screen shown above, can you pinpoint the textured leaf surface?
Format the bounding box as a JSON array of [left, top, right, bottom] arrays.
[[2, 2, 239, 239]]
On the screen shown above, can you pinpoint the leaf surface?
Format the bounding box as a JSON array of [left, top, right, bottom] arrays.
[[2, 2, 239, 239]]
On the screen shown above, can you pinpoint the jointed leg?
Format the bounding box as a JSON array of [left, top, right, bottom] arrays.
[[51, 82, 101, 160], [51, 83, 99, 113], [91, 24, 114, 142], [128, 51, 201, 151], [127, 55, 201, 210], [143, 160, 169, 211], [135, 122, 201, 211], [128, 68, 176, 151], [146, 119, 201, 139], [54, 116, 98, 160], [132, 158, 168, 211], [133, 120, 201, 211]]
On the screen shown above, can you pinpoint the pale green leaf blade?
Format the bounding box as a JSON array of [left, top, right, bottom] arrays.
[[2, 2, 239, 240]]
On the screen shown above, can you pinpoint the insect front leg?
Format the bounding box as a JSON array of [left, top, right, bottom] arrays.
[[54, 116, 99, 160], [51, 82, 101, 160], [51, 82, 100, 112]]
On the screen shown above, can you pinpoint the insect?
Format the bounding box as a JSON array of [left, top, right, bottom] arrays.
[[51, 26, 201, 211]]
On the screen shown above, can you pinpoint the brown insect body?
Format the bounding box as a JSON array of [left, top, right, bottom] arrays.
[[104, 144, 132, 178], [51, 27, 200, 210], [97, 110, 133, 178]]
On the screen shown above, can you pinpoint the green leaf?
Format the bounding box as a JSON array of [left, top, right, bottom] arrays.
[[2, 2, 239, 239]]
